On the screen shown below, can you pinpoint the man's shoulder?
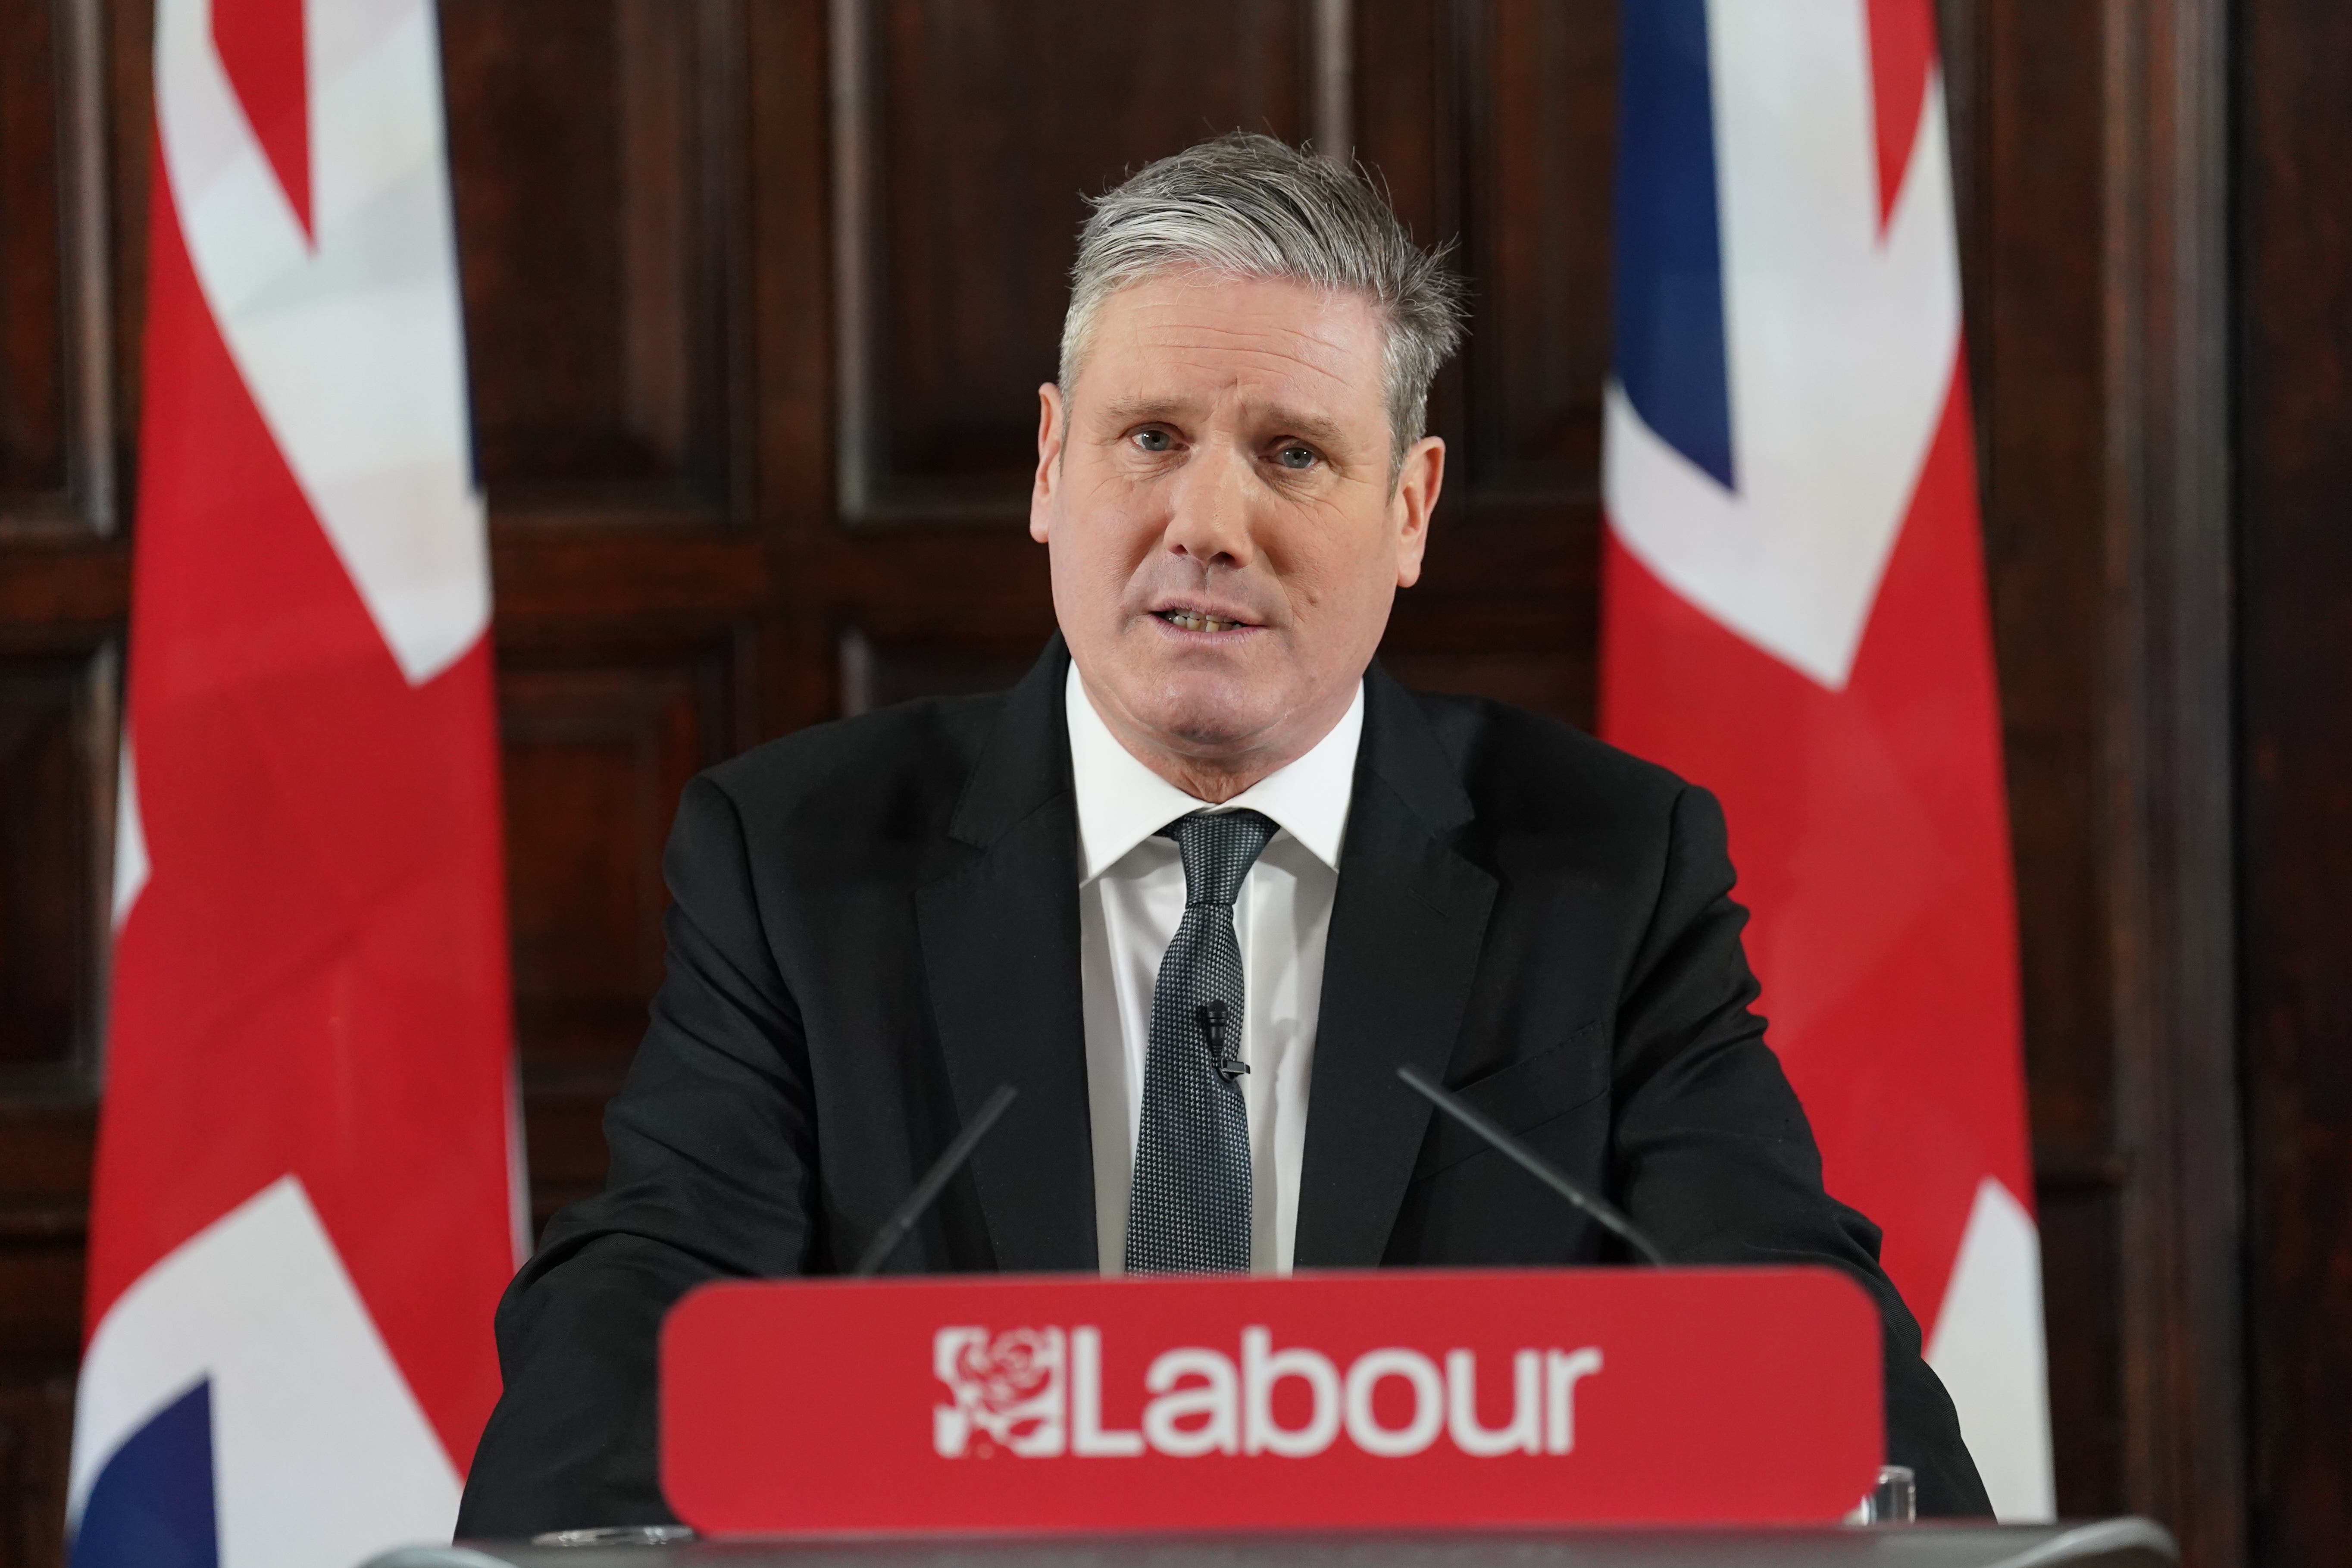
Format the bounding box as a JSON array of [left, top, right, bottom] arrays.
[[1396, 682, 1693, 830], [692, 690, 1011, 846]]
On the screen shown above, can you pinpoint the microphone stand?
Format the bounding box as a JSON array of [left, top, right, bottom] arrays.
[[1396, 1064, 1669, 1267]]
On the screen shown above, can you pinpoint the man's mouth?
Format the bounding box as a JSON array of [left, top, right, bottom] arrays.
[[1155, 607, 1253, 634]]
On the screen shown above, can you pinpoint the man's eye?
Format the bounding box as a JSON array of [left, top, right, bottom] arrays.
[[1275, 444, 1319, 470], [1132, 429, 1173, 453]]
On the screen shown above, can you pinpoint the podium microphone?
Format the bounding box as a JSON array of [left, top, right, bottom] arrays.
[[853, 1083, 1018, 1277], [1395, 1064, 1669, 1267]]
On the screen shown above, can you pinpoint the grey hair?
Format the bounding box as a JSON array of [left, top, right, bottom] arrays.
[[1058, 132, 1467, 474]]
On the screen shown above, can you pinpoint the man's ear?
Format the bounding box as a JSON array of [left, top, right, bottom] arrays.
[[1030, 383, 1066, 545], [1392, 435, 1445, 588]]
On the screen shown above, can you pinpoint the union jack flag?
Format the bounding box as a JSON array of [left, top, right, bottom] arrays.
[[1600, 0, 2053, 1518], [69, 2, 519, 1562]]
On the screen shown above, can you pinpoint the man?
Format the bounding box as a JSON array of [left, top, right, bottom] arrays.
[[458, 133, 1989, 1531]]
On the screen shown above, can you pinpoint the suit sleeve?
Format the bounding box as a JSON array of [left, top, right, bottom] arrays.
[[1609, 784, 1993, 1518], [457, 776, 818, 1537]]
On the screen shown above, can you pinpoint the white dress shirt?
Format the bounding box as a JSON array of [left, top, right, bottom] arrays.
[[1066, 666, 1363, 1275]]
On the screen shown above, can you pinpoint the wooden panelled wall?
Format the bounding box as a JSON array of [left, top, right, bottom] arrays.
[[0, 1, 2339, 1563], [2237, 0, 2352, 1560]]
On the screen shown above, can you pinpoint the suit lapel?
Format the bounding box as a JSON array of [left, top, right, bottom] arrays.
[[916, 640, 1098, 1272], [1294, 667, 1496, 1268]]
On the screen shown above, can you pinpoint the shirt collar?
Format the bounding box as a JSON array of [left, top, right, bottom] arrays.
[[1065, 662, 1364, 883]]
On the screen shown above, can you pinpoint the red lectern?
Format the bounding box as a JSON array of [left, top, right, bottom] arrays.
[[660, 1267, 1883, 1537]]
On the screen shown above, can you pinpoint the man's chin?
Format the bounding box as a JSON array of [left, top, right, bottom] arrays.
[[1119, 670, 1289, 759], [1142, 700, 1284, 756]]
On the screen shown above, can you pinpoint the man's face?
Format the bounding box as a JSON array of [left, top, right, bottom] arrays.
[[1030, 270, 1445, 794]]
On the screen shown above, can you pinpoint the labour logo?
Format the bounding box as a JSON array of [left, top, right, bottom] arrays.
[[932, 1327, 1067, 1457], [931, 1324, 1603, 1461]]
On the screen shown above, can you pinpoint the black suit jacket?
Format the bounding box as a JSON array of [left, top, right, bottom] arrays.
[[458, 638, 1990, 1533]]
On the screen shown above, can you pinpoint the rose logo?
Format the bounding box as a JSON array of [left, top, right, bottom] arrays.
[[933, 1326, 1067, 1457], [955, 1330, 1056, 1410]]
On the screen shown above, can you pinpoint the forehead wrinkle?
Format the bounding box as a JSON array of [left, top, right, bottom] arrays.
[[1138, 314, 1359, 349], [1154, 343, 1358, 391], [1109, 341, 1367, 415], [1121, 272, 1377, 334], [1115, 288, 1377, 358], [1089, 346, 1361, 415], [1130, 319, 1365, 373]]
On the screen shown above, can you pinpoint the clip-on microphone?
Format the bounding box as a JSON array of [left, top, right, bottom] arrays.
[[1200, 998, 1248, 1081]]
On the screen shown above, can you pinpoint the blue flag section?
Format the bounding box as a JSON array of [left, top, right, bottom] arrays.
[[1609, 0, 1734, 490], [69, 1380, 218, 1568]]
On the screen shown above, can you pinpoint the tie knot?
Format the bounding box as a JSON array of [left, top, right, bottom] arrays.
[[1160, 809, 1277, 908]]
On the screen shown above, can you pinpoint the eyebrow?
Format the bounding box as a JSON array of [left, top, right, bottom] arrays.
[[1092, 396, 1360, 454]]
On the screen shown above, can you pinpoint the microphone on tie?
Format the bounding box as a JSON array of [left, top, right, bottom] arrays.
[[1199, 999, 1248, 1080]]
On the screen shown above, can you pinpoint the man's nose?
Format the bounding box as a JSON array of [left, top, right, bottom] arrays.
[[1162, 442, 1257, 569]]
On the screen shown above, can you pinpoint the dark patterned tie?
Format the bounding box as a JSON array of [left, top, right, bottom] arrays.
[[1124, 808, 1277, 1274]]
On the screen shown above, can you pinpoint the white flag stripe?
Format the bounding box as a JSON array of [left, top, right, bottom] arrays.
[[155, 0, 486, 685], [69, 1177, 461, 1565], [1926, 1177, 2057, 1521], [1604, 3, 1960, 690], [110, 732, 150, 931]]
